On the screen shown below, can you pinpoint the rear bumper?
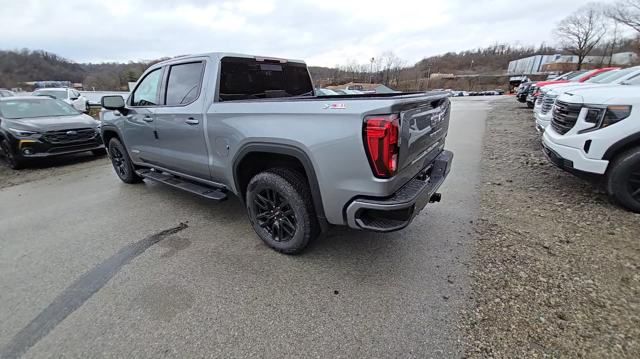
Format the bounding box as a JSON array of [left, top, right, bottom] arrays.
[[345, 150, 453, 232]]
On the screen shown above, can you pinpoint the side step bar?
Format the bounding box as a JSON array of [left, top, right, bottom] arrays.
[[136, 169, 227, 201]]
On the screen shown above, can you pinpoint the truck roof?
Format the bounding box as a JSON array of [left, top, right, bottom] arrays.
[[154, 52, 307, 66]]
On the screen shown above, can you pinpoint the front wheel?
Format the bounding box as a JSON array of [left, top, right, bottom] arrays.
[[108, 138, 142, 184], [606, 147, 640, 213], [246, 168, 319, 254], [0, 139, 24, 170]]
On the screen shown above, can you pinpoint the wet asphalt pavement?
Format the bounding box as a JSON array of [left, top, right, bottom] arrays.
[[0, 97, 492, 358]]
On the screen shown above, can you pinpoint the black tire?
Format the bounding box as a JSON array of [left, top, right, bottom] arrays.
[[91, 148, 106, 156], [108, 138, 142, 184], [246, 168, 319, 254], [606, 146, 640, 213], [0, 139, 24, 170]]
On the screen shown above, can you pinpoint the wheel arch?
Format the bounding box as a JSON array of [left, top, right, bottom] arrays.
[[101, 125, 124, 150], [232, 143, 327, 226], [603, 132, 640, 161]]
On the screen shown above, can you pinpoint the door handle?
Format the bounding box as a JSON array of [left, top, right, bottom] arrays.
[[142, 116, 154, 122], [185, 118, 199, 125]]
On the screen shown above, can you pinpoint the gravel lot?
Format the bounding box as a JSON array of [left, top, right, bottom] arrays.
[[465, 98, 640, 358], [0, 98, 488, 358], [3, 97, 636, 357]]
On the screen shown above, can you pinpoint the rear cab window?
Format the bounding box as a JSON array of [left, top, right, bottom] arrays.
[[218, 57, 313, 102]]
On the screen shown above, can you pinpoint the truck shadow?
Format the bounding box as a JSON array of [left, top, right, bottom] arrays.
[[21, 152, 106, 170]]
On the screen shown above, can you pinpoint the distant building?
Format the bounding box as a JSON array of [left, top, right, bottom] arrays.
[[508, 52, 639, 75], [611, 52, 637, 65], [507, 55, 558, 75]]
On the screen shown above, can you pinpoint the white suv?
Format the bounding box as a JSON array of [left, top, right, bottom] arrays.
[[542, 81, 640, 212], [32, 88, 89, 112], [535, 67, 640, 132]]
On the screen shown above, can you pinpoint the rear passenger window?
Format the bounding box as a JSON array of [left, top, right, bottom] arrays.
[[165, 62, 204, 106]]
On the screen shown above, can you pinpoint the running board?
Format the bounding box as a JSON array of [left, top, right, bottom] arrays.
[[136, 169, 227, 201]]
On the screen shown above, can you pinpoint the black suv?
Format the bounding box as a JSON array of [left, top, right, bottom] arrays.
[[0, 96, 104, 169]]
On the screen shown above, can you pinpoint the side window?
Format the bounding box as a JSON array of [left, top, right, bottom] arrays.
[[131, 69, 162, 106], [165, 62, 204, 106]]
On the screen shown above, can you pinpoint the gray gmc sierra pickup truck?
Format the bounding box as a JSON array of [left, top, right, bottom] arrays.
[[100, 52, 453, 254]]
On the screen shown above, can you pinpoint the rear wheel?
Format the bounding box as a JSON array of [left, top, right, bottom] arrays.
[[0, 139, 23, 170], [246, 168, 318, 254], [606, 146, 640, 213], [108, 138, 142, 184]]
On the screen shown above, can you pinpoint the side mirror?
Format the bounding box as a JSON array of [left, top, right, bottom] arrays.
[[101, 95, 126, 110], [70, 96, 79, 100]]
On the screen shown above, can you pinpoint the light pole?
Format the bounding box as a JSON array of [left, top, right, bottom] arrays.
[[370, 57, 375, 83]]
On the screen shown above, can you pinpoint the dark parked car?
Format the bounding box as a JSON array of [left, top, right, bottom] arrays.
[[516, 82, 533, 103], [0, 96, 104, 169]]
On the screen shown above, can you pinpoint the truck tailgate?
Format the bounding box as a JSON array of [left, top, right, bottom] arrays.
[[395, 96, 450, 173]]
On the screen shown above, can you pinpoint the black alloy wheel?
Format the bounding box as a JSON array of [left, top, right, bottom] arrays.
[[252, 187, 297, 242], [110, 145, 127, 177], [0, 139, 22, 169], [108, 138, 142, 184], [246, 168, 318, 254]]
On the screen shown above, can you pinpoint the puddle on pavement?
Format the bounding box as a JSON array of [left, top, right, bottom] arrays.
[[133, 283, 194, 321], [158, 235, 192, 258]]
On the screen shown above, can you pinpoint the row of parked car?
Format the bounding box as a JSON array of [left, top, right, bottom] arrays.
[[451, 89, 505, 97], [0, 89, 103, 169], [515, 67, 640, 213]]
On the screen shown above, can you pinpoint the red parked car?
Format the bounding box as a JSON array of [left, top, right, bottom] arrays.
[[531, 67, 620, 104]]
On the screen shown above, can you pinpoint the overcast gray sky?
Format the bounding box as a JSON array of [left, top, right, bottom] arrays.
[[0, 0, 620, 66]]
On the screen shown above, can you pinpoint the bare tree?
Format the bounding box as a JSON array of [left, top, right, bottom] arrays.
[[554, 5, 607, 70], [608, 0, 640, 33], [379, 51, 403, 86]]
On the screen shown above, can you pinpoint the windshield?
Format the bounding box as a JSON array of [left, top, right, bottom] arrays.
[[585, 70, 620, 84], [598, 67, 640, 84], [0, 98, 80, 119], [34, 89, 68, 100], [218, 57, 314, 101], [622, 73, 640, 85], [569, 70, 597, 82]]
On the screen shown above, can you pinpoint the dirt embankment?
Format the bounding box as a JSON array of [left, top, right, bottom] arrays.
[[465, 99, 640, 358]]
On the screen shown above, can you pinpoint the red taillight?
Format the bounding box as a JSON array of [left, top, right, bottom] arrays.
[[363, 114, 399, 178]]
